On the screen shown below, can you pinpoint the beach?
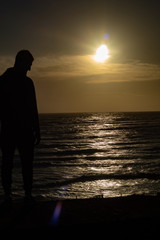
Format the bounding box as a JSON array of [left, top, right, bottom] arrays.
[[0, 194, 160, 236]]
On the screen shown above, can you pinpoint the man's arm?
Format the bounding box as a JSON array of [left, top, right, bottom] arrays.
[[30, 80, 41, 145]]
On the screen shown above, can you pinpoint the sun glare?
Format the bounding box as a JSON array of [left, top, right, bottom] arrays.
[[94, 44, 110, 63]]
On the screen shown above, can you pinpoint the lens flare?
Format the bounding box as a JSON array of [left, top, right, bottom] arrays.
[[104, 33, 109, 40], [51, 200, 63, 226]]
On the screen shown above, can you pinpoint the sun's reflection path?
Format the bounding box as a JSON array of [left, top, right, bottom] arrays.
[[51, 200, 63, 226]]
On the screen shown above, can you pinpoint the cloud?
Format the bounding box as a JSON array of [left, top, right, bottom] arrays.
[[0, 55, 14, 74], [1, 53, 159, 113], [1, 53, 160, 86], [30, 54, 160, 85]]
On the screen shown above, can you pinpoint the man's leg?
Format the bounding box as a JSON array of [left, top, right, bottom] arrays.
[[1, 141, 15, 198], [18, 139, 34, 198]]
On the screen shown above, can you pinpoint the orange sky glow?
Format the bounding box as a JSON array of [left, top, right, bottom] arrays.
[[0, 0, 160, 113]]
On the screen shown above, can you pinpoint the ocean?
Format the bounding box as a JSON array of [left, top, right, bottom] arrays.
[[0, 112, 160, 200]]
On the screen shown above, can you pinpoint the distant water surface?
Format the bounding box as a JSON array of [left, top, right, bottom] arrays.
[[0, 112, 160, 199]]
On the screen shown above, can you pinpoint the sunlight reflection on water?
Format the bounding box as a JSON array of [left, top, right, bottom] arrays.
[[52, 179, 160, 199], [0, 112, 160, 199]]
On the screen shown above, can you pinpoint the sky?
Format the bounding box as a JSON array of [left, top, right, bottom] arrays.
[[0, 0, 160, 113]]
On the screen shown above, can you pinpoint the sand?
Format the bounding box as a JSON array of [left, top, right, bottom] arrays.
[[0, 194, 160, 236]]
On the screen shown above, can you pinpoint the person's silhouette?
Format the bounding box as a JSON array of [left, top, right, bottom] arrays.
[[0, 50, 40, 202]]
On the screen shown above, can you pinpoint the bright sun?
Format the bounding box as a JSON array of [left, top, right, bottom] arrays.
[[94, 44, 110, 63]]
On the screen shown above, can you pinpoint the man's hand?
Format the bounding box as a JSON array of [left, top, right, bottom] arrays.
[[34, 131, 41, 146]]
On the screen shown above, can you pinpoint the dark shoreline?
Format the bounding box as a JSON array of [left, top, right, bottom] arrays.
[[0, 194, 160, 235]]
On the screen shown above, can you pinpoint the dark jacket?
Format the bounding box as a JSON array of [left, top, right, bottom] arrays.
[[0, 67, 40, 138]]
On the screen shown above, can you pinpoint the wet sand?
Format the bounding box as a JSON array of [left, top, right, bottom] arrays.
[[0, 195, 160, 236]]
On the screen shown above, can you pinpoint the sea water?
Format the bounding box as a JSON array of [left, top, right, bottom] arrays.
[[0, 112, 160, 200]]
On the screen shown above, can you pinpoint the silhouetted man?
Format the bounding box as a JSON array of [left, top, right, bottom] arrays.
[[0, 50, 40, 203]]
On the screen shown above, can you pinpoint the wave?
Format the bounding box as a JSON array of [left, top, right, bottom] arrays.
[[34, 172, 160, 188]]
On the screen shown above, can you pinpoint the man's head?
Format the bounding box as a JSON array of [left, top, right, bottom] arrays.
[[14, 50, 34, 73]]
